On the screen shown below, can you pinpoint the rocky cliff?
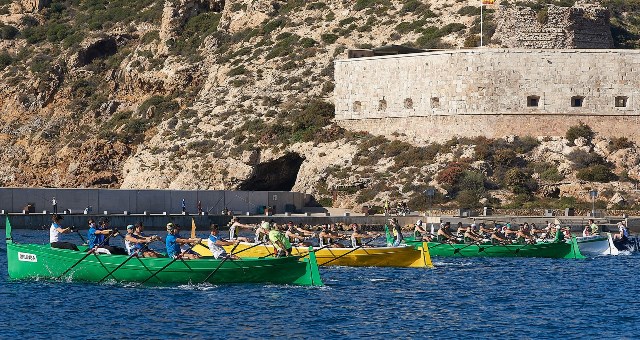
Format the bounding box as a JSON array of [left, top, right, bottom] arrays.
[[0, 0, 639, 211]]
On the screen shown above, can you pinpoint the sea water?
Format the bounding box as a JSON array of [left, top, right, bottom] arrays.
[[1, 229, 639, 339]]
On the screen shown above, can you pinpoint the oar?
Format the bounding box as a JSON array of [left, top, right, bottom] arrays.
[[296, 244, 331, 258], [96, 243, 151, 283], [452, 239, 486, 255], [200, 241, 242, 284], [140, 242, 199, 285], [73, 227, 87, 244], [319, 235, 381, 266], [57, 229, 119, 279]]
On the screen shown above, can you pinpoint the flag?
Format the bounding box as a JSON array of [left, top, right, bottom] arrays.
[[191, 217, 196, 238], [482, 0, 495, 4]]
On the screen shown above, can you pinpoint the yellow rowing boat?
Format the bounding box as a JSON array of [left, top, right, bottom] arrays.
[[193, 242, 433, 268]]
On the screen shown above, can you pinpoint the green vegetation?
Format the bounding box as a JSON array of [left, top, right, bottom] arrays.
[[565, 122, 594, 145], [170, 12, 221, 59], [577, 165, 617, 183]]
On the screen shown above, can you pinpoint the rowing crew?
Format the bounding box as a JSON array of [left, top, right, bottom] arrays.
[[413, 221, 570, 245]]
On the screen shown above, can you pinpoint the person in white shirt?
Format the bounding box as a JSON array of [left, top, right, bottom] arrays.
[[207, 224, 239, 259], [50, 214, 78, 251]]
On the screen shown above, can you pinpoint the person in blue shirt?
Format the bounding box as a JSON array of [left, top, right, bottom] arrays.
[[87, 218, 113, 249], [165, 223, 201, 259]]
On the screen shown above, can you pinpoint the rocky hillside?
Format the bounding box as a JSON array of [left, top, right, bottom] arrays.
[[0, 0, 639, 211]]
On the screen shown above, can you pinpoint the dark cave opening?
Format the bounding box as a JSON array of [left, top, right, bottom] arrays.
[[238, 153, 304, 191]]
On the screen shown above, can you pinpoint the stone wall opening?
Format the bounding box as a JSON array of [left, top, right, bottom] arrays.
[[404, 98, 413, 109], [378, 99, 387, 111], [527, 95, 540, 107], [353, 101, 362, 112], [431, 97, 440, 108], [571, 96, 584, 107], [615, 96, 628, 107], [238, 153, 304, 191]]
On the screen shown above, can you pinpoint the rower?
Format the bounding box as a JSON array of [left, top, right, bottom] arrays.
[[50, 214, 79, 251], [478, 223, 493, 238], [588, 219, 599, 235], [318, 225, 340, 248], [437, 222, 457, 243], [228, 217, 252, 240], [516, 224, 536, 244], [413, 219, 432, 241], [350, 223, 379, 248], [165, 223, 202, 259], [464, 224, 484, 243], [582, 225, 592, 237], [124, 223, 162, 258], [207, 224, 239, 259], [87, 218, 118, 254], [389, 218, 404, 246], [255, 221, 270, 243], [285, 223, 314, 247], [614, 221, 629, 240], [96, 218, 128, 255], [268, 223, 292, 257], [491, 227, 509, 244], [553, 224, 565, 242]]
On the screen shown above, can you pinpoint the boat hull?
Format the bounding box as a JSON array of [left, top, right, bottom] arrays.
[[193, 242, 433, 268], [404, 237, 584, 259], [7, 242, 322, 286], [575, 234, 619, 256]]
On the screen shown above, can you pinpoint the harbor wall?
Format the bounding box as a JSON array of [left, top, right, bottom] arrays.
[[0, 188, 306, 215], [334, 49, 640, 143]]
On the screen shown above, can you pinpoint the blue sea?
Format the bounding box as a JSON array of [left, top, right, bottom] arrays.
[[1, 229, 639, 339]]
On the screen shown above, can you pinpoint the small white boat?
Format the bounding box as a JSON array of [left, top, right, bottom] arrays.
[[574, 233, 619, 256]]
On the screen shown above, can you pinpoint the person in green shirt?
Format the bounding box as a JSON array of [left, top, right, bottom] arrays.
[[588, 219, 599, 235], [268, 223, 292, 257], [553, 225, 565, 242]]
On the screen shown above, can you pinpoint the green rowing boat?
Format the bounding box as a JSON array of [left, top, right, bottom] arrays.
[[404, 236, 585, 259], [5, 217, 323, 286]]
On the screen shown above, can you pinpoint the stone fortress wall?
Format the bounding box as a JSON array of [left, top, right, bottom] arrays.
[[334, 49, 640, 144], [492, 2, 613, 49]]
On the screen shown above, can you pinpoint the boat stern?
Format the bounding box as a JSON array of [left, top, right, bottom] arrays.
[[407, 242, 434, 268], [297, 247, 323, 287]]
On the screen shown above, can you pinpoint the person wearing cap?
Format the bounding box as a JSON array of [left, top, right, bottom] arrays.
[[125, 223, 162, 257], [165, 223, 202, 259], [389, 218, 404, 246], [268, 222, 292, 257], [50, 214, 79, 251], [553, 224, 566, 242], [255, 221, 270, 243], [207, 224, 240, 259], [413, 220, 431, 241], [94, 218, 127, 255], [87, 218, 113, 250]]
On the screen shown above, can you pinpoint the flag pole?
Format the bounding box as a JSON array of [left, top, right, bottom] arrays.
[[480, 1, 484, 47]]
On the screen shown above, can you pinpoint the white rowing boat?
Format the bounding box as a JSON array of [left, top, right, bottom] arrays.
[[574, 233, 619, 256]]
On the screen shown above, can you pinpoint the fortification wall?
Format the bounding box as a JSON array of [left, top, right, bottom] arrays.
[[334, 49, 640, 143], [493, 3, 613, 49]]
